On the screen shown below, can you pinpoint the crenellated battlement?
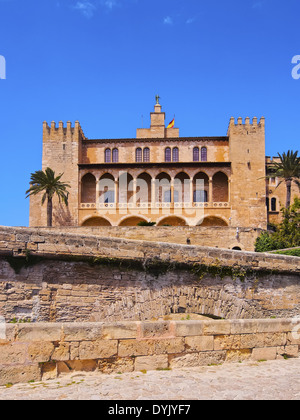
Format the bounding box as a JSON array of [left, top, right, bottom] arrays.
[[227, 116, 265, 136], [43, 120, 86, 141]]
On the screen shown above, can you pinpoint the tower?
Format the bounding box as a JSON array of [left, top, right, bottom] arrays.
[[29, 121, 85, 227], [227, 117, 267, 229], [136, 98, 179, 139]]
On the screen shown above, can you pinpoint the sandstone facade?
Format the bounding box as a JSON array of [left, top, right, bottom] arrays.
[[29, 100, 298, 245]]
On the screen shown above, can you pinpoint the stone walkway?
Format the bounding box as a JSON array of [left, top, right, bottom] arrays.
[[0, 359, 300, 400]]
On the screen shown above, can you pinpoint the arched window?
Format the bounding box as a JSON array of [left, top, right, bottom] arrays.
[[105, 148, 111, 163], [165, 147, 171, 162], [173, 147, 179, 162], [143, 147, 150, 163], [112, 148, 119, 163], [212, 172, 229, 202], [193, 147, 199, 162], [271, 198, 277, 212], [201, 147, 207, 162], [81, 173, 96, 203], [136, 148, 142, 163]]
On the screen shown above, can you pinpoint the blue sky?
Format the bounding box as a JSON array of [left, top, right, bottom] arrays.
[[0, 0, 299, 226]]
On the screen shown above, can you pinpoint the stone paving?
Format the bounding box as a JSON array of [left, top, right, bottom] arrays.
[[0, 359, 300, 400]]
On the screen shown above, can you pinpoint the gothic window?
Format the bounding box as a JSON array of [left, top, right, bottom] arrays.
[[81, 173, 96, 203], [136, 148, 142, 163], [193, 147, 199, 162], [201, 147, 207, 162], [271, 198, 277, 212], [143, 147, 150, 163], [173, 147, 179, 162], [112, 148, 119, 163], [165, 147, 171, 162], [105, 148, 111, 163]]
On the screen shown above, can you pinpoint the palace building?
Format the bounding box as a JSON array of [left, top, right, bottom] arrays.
[[29, 99, 298, 232]]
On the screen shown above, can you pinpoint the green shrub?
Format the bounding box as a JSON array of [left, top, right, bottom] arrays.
[[255, 198, 300, 252], [137, 221, 156, 226]]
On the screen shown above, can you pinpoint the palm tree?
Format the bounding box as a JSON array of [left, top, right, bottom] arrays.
[[26, 168, 70, 227], [266, 150, 300, 208]]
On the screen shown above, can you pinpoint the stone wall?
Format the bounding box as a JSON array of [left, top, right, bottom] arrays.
[[27, 225, 261, 251], [1, 319, 300, 385], [0, 226, 299, 323]]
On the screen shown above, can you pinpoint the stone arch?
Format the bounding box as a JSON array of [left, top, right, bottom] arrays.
[[118, 215, 149, 227], [155, 172, 171, 203], [212, 171, 229, 202], [117, 172, 135, 204], [157, 216, 188, 227], [81, 216, 112, 227], [137, 172, 152, 204], [174, 172, 190, 203], [198, 216, 228, 227], [193, 172, 209, 203], [99, 173, 115, 204], [81, 173, 96, 204]]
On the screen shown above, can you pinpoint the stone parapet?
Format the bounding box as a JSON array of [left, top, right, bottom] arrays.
[[0, 319, 299, 385], [0, 226, 298, 275]]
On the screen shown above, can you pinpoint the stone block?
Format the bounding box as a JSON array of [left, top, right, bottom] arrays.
[[251, 347, 277, 361], [0, 364, 41, 386], [203, 320, 231, 336], [62, 323, 103, 342], [256, 319, 292, 334], [134, 355, 169, 371], [27, 341, 55, 363], [17, 323, 62, 342], [276, 345, 299, 359], [0, 343, 27, 365], [30, 235, 45, 243], [79, 340, 118, 360], [214, 334, 241, 351], [174, 321, 204, 337], [98, 357, 134, 374], [57, 360, 97, 374], [118, 339, 155, 357], [51, 343, 70, 361], [169, 351, 226, 369], [185, 336, 214, 352], [154, 338, 185, 355], [102, 322, 138, 340], [140, 321, 172, 338], [226, 349, 252, 363], [263, 333, 287, 347], [230, 320, 258, 335]]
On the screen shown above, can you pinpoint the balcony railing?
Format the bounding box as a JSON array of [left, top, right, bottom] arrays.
[[80, 202, 230, 209]]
